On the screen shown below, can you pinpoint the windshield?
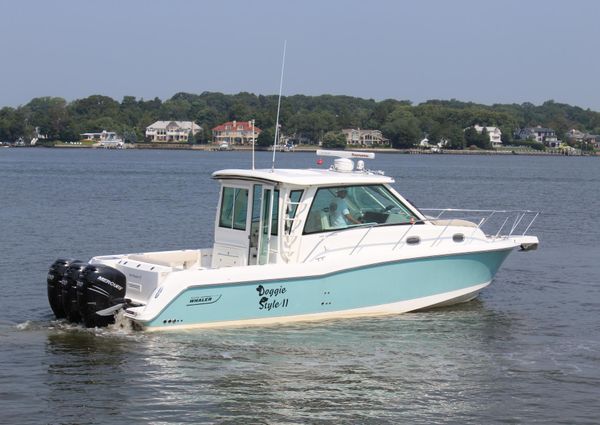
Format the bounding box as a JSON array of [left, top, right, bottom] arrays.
[[303, 185, 418, 234]]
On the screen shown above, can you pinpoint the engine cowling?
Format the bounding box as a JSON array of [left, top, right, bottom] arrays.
[[77, 264, 127, 328], [61, 261, 87, 323], [47, 258, 75, 319]]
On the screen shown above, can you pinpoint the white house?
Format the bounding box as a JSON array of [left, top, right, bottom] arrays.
[[473, 125, 502, 147], [341, 128, 388, 146], [145, 121, 202, 142]]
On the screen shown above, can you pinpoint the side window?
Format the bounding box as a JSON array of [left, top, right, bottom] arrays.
[[304, 187, 344, 234], [219, 187, 248, 230]]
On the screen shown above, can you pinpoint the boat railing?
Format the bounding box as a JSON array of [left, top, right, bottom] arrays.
[[420, 208, 539, 245], [303, 209, 538, 262]]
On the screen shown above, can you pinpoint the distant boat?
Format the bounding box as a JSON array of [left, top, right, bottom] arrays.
[[218, 141, 231, 151], [98, 139, 124, 149], [270, 143, 294, 152]]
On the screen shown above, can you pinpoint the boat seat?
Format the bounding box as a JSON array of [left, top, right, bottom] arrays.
[[305, 210, 330, 233], [430, 219, 478, 228], [319, 210, 331, 230]]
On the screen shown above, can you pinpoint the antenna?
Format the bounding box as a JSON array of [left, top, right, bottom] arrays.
[[251, 119, 256, 170], [271, 40, 287, 172]]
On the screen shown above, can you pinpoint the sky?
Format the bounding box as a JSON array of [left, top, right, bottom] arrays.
[[1, 0, 599, 110]]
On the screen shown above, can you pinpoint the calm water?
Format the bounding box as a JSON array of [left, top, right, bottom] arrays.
[[1, 149, 599, 424]]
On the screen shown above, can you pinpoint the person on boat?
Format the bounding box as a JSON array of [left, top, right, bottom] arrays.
[[329, 188, 361, 228]]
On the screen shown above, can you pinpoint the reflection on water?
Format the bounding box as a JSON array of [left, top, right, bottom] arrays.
[[34, 302, 521, 424]]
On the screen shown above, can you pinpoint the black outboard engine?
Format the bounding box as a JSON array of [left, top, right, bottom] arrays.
[[47, 258, 75, 319], [60, 260, 87, 323], [77, 264, 127, 328]]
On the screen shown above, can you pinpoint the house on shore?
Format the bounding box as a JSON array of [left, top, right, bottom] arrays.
[[145, 121, 202, 142], [341, 128, 389, 147], [516, 126, 560, 147], [473, 125, 503, 147], [566, 129, 598, 148], [212, 120, 261, 145], [566, 129, 586, 143]]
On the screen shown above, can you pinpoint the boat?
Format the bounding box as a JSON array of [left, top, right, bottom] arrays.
[[98, 138, 124, 149], [46, 150, 539, 331]]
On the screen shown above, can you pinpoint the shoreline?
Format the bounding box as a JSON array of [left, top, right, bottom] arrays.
[[9, 143, 597, 156]]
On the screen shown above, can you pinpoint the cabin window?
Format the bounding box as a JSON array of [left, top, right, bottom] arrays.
[[304, 185, 418, 234], [219, 187, 248, 230]]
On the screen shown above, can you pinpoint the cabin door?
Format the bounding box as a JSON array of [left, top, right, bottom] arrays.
[[249, 184, 274, 265]]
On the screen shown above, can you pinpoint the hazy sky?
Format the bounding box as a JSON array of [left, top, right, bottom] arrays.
[[1, 0, 599, 110]]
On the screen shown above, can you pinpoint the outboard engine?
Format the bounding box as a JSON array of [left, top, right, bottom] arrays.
[[47, 258, 75, 319], [77, 264, 127, 328], [60, 260, 87, 323]]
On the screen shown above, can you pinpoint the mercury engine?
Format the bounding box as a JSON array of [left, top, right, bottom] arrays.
[[47, 258, 74, 319], [77, 264, 127, 328], [60, 260, 87, 323], [47, 260, 127, 328]]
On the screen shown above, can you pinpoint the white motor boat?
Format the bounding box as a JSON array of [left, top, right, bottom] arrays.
[[47, 150, 539, 330]]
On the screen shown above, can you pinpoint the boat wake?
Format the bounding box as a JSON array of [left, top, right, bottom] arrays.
[[13, 310, 138, 336]]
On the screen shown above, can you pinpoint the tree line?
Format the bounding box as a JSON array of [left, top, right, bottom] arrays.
[[1, 92, 599, 149]]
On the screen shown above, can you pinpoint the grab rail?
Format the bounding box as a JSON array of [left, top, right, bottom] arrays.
[[420, 208, 539, 239], [302, 208, 539, 262]]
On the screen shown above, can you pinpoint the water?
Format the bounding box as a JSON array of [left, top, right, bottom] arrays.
[[1, 149, 599, 424]]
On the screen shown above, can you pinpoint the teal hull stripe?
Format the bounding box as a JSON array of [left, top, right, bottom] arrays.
[[148, 249, 511, 328]]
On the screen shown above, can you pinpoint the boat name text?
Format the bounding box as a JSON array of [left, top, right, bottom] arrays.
[[256, 284, 290, 312], [256, 285, 287, 297]]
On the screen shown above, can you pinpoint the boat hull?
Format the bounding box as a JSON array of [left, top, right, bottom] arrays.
[[140, 248, 513, 331]]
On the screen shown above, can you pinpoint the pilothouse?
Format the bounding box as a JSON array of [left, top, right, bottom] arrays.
[[47, 150, 539, 331]]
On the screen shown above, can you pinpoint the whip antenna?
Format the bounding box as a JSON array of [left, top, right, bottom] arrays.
[[271, 40, 286, 171]]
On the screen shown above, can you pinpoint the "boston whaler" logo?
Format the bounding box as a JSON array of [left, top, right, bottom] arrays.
[[187, 294, 222, 306]]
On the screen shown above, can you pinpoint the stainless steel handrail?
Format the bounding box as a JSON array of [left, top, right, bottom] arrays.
[[420, 208, 539, 238], [301, 209, 539, 262]]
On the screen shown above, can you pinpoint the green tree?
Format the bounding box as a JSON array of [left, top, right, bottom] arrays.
[[321, 131, 346, 149], [161, 98, 192, 120], [24, 97, 69, 140], [0, 107, 28, 141], [500, 127, 513, 145], [447, 125, 465, 149], [257, 127, 275, 147], [464, 127, 491, 149], [382, 107, 421, 148], [71, 95, 119, 119]]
